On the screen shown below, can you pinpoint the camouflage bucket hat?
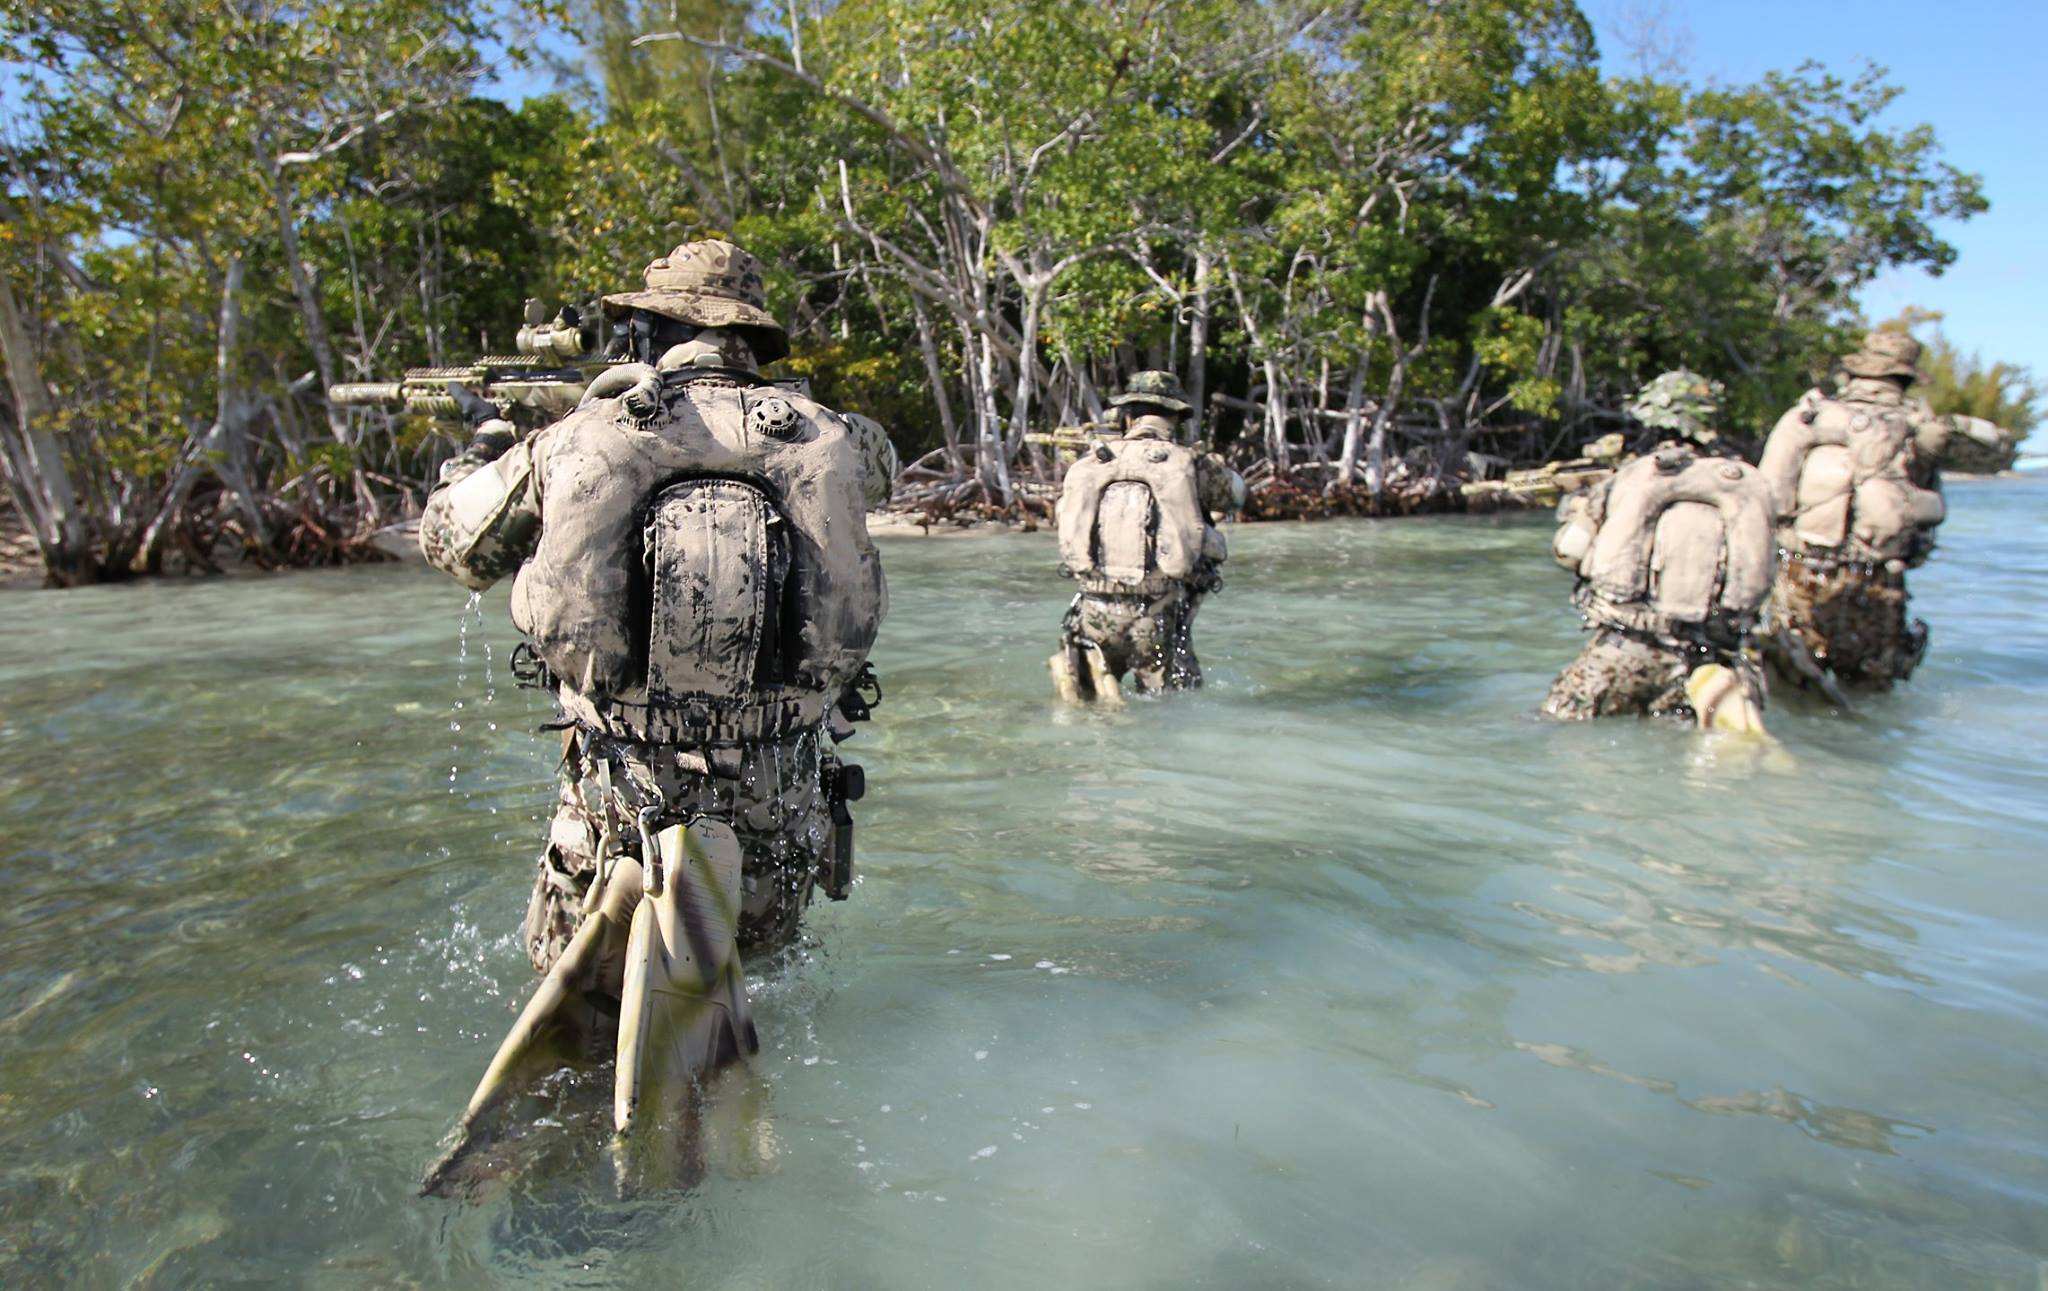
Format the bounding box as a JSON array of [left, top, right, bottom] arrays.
[[1109, 369, 1192, 416], [603, 239, 789, 363], [1840, 330, 1922, 381]]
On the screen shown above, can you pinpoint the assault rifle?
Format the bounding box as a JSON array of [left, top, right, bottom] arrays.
[[328, 299, 618, 433], [1023, 421, 1119, 467]]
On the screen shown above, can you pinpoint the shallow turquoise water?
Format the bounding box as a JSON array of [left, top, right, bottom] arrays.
[[1, 479, 2044, 1288]]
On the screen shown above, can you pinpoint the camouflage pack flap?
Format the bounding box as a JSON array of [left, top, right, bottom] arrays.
[[644, 479, 780, 704], [1095, 481, 1160, 583]]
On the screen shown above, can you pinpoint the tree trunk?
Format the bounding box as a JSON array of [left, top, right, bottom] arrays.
[[0, 265, 96, 585], [976, 332, 1011, 504], [911, 298, 961, 472], [1334, 353, 1370, 491], [142, 256, 269, 565], [1186, 247, 1211, 444], [255, 135, 348, 446]]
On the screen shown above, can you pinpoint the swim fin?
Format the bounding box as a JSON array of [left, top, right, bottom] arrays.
[[1686, 663, 1767, 736], [1082, 643, 1124, 708], [420, 855, 645, 1196], [1049, 646, 1086, 704], [613, 817, 758, 1137]]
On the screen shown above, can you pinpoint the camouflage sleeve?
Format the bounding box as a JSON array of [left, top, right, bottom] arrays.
[[843, 413, 899, 510], [1902, 396, 1954, 466], [1196, 453, 1245, 518], [418, 422, 545, 592]]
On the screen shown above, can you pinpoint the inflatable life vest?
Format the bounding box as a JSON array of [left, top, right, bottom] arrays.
[[509, 373, 886, 745], [1552, 447, 1776, 636], [1056, 438, 1205, 591], [1758, 389, 1945, 564]]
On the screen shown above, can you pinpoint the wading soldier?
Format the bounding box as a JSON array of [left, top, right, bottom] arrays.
[[1758, 331, 1948, 691], [415, 240, 891, 1181], [1543, 443, 1778, 731], [1050, 370, 1243, 704]]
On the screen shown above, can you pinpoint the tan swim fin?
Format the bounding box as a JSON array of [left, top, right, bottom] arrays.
[[1082, 643, 1124, 708], [1049, 647, 1086, 704], [1686, 663, 1767, 736], [420, 856, 645, 1196], [613, 818, 758, 1137]]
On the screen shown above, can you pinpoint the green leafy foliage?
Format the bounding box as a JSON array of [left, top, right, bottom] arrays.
[[0, 0, 2018, 579]]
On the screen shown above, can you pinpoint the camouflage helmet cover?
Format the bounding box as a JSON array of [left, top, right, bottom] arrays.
[[603, 239, 789, 363], [1109, 369, 1193, 417], [1840, 330, 1922, 382], [1629, 368, 1725, 441]]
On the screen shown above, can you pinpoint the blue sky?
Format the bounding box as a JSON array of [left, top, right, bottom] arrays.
[[1580, 0, 2045, 373]]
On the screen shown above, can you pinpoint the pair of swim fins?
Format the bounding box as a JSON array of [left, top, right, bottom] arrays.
[[421, 817, 757, 1197], [1049, 642, 1124, 707]]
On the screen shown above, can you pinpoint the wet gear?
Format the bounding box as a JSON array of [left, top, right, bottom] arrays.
[[1544, 445, 1776, 725], [1057, 437, 1208, 591], [419, 854, 647, 1197], [416, 244, 885, 1189], [1757, 378, 1946, 691], [473, 377, 884, 743], [1758, 384, 1945, 568], [1553, 447, 1776, 640], [1049, 396, 1238, 703], [1685, 662, 1768, 735]]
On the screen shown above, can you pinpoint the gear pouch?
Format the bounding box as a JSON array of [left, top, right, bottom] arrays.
[[644, 479, 788, 703], [1096, 480, 1159, 583]]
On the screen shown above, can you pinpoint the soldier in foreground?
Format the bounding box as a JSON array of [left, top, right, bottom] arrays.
[[1757, 331, 1948, 692], [1050, 371, 1243, 704], [414, 241, 891, 1189], [1543, 443, 1778, 731]]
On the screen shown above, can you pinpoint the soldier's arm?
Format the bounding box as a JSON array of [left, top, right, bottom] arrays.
[[842, 412, 899, 510], [1195, 452, 1246, 520], [1903, 396, 1954, 472], [418, 419, 546, 592]]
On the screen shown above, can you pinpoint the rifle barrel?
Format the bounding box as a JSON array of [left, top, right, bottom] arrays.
[[328, 382, 405, 406]]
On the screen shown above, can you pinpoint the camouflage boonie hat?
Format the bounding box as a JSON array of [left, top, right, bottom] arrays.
[[1109, 370, 1192, 416], [1629, 368, 1725, 442], [603, 239, 789, 363], [1840, 330, 1922, 382]]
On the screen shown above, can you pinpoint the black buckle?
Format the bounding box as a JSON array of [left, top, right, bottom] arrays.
[[837, 663, 884, 724], [508, 641, 556, 692]]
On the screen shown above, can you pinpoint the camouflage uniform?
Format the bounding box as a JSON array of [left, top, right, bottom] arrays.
[[1052, 371, 1244, 697], [1542, 444, 1778, 724], [1758, 332, 1947, 692], [420, 241, 890, 972]]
